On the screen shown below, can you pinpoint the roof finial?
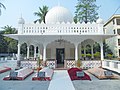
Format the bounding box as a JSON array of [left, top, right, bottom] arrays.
[[57, 0, 60, 6], [20, 13, 22, 18]]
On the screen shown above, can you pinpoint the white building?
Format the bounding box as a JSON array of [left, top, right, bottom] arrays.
[[5, 6, 115, 69], [104, 15, 120, 57]]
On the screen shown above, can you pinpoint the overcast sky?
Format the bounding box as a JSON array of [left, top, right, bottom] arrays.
[[0, 0, 120, 29]]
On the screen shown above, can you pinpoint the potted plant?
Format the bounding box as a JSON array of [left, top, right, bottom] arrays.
[[76, 59, 82, 68], [37, 57, 42, 72]]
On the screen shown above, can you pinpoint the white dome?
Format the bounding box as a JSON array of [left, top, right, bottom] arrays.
[[96, 18, 104, 24], [18, 17, 25, 24], [45, 6, 73, 24]]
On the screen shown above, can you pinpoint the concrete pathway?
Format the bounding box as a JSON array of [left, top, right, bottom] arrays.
[[48, 70, 75, 90]]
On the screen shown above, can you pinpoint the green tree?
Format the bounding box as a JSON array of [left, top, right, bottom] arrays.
[[34, 5, 49, 23], [0, 30, 8, 53], [2, 25, 17, 54], [74, 0, 99, 23], [103, 41, 113, 57], [0, 2, 6, 15]]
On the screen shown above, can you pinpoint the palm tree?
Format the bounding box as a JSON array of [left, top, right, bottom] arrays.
[[0, 2, 6, 15], [34, 5, 48, 23]]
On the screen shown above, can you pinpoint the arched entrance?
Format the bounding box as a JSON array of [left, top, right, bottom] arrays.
[[47, 39, 74, 68]]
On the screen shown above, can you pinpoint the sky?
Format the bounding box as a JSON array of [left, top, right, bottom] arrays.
[[0, 0, 120, 29]]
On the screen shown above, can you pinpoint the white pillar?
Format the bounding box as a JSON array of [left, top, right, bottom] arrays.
[[34, 46, 37, 59], [100, 42, 104, 60], [27, 45, 30, 59], [43, 44, 46, 61], [91, 45, 94, 59], [38, 47, 40, 58], [75, 43, 78, 61], [17, 43, 21, 60], [84, 45, 86, 57], [79, 45, 82, 59]]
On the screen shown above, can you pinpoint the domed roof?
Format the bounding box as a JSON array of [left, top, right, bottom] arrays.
[[18, 17, 25, 24], [45, 6, 73, 24], [96, 18, 104, 24]]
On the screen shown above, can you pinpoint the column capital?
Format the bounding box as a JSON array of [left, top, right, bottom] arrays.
[[74, 43, 79, 47]]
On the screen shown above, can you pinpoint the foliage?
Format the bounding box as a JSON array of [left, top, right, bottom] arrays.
[[86, 54, 92, 58], [34, 5, 49, 23], [93, 42, 100, 53], [81, 54, 84, 57], [94, 52, 100, 58], [103, 41, 113, 55], [74, 0, 99, 23], [37, 57, 41, 68], [0, 25, 17, 54], [20, 43, 27, 56], [106, 54, 113, 59], [0, 2, 6, 15], [77, 59, 82, 67]]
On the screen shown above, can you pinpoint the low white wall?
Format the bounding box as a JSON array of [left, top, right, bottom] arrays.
[[102, 60, 120, 73]]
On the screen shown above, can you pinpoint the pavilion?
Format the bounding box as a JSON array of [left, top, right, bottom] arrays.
[[5, 6, 115, 69]]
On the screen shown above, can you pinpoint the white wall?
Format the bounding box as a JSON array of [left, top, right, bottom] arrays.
[[47, 41, 75, 60]]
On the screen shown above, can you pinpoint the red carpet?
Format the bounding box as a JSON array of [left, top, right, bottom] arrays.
[[68, 68, 91, 81]]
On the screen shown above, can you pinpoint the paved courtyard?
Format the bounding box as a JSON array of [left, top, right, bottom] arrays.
[[0, 60, 120, 90]]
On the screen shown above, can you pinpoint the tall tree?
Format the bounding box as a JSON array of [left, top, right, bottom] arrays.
[[0, 2, 6, 15], [0, 30, 8, 53], [34, 5, 48, 23], [1, 25, 18, 54], [74, 0, 99, 23]]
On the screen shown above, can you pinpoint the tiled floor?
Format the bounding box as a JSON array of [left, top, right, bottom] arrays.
[[48, 70, 75, 90]]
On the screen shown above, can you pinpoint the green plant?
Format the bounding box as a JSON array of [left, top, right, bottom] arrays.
[[86, 54, 92, 58], [81, 54, 84, 57], [94, 52, 100, 59], [107, 54, 113, 59], [37, 57, 41, 68], [76, 59, 82, 68]]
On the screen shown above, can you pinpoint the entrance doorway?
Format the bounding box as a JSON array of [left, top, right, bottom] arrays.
[[56, 48, 65, 68]]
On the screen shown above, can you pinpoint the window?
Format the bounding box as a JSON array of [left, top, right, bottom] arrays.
[[119, 49, 120, 57], [118, 39, 120, 45], [116, 19, 120, 25], [113, 20, 115, 25], [113, 29, 116, 34], [117, 29, 120, 35]]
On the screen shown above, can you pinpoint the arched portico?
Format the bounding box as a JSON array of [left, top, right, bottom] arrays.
[[46, 39, 75, 68]]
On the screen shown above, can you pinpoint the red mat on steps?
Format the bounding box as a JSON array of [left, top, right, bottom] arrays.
[[68, 68, 91, 81]]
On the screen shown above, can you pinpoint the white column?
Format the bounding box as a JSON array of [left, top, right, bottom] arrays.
[[43, 44, 46, 61], [27, 45, 30, 59], [38, 47, 40, 58], [84, 45, 86, 57], [100, 42, 104, 60], [79, 45, 82, 59], [75, 43, 78, 61], [91, 45, 94, 59], [34, 46, 37, 59], [17, 43, 21, 60]]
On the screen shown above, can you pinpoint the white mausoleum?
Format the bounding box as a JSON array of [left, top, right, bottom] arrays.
[[5, 6, 115, 69]]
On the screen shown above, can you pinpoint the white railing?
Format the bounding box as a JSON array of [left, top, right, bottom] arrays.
[[20, 60, 37, 69], [46, 60, 56, 69], [21, 23, 103, 35], [81, 60, 101, 69], [20, 60, 102, 69], [64, 60, 101, 69], [64, 60, 76, 68], [102, 60, 120, 73]]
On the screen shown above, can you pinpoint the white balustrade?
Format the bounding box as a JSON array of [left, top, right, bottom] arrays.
[[102, 60, 120, 73], [81, 60, 101, 69], [46, 60, 56, 69], [22, 23, 102, 35]]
